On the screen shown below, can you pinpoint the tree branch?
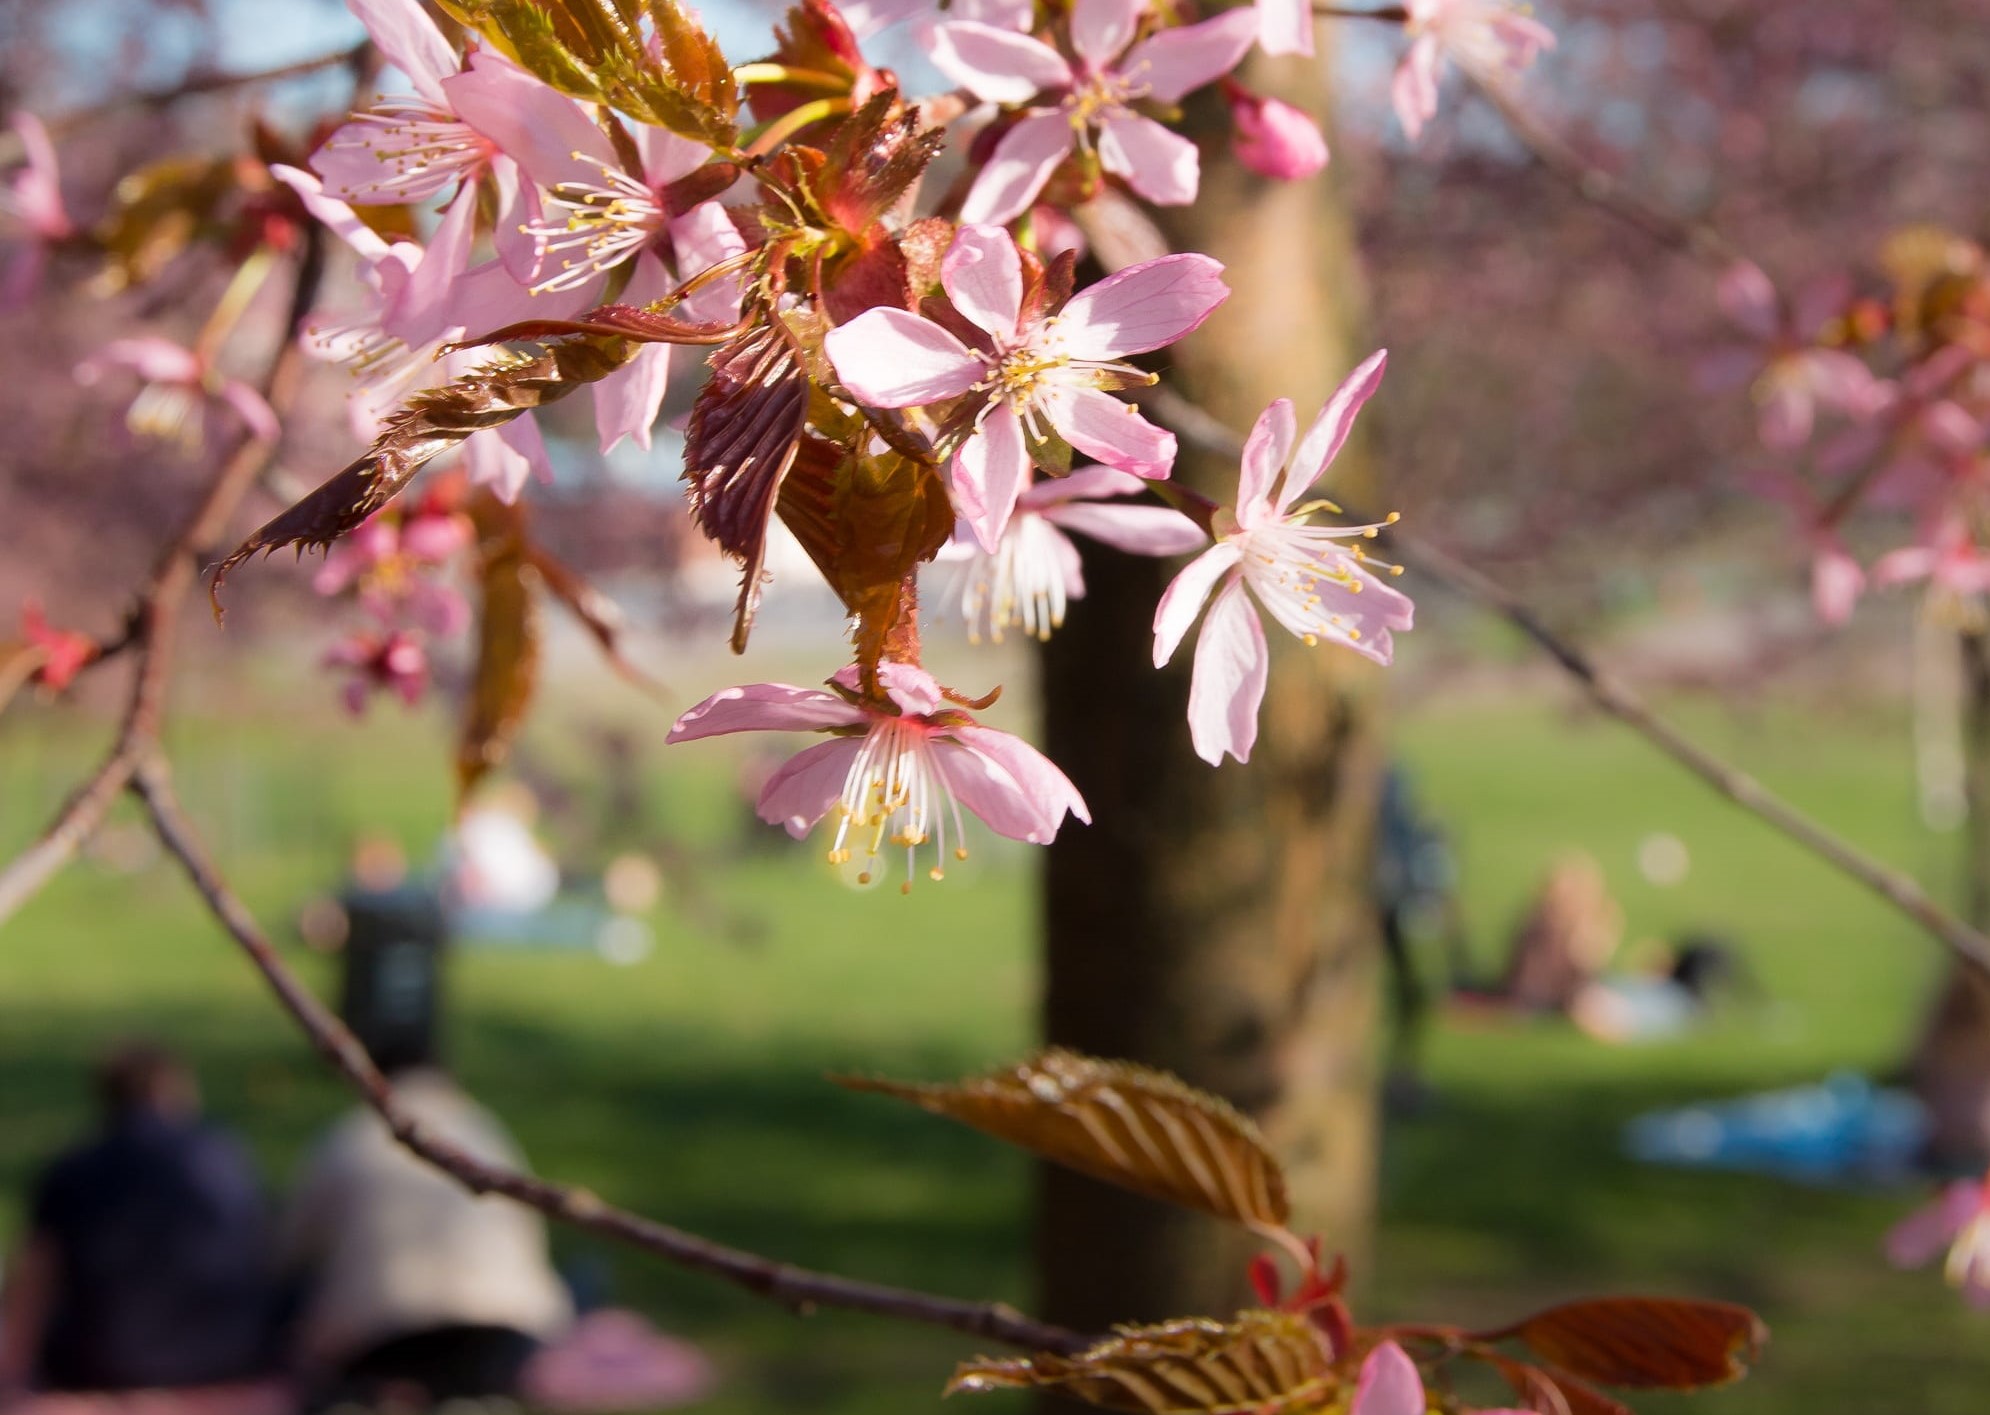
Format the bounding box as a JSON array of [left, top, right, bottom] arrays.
[[1141, 386, 1990, 981], [125, 760, 1088, 1356]]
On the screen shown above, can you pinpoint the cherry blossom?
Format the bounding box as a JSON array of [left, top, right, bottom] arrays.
[[74, 336, 278, 453], [1152, 352, 1415, 766], [324, 628, 431, 716], [1, 112, 72, 310], [1702, 261, 1883, 451], [825, 223, 1227, 549], [932, 0, 1259, 224], [1887, 1178, 1990, 1308], [1391, 0, 1556, 143], [1873, 516, 1990, 600], [1349, 1341, 1529, 1415], [937, 466, 1206, 643], [313, 504, 472, 638], [667, 661, 1089, 887], [1224, 84, 1329, 182]]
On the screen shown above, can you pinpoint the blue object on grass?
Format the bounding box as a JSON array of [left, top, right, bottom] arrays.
[[1624, 1072, 1928, 1183]]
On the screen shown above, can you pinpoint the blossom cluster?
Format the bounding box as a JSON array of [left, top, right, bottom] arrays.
[[0, 0, 1568, 884]]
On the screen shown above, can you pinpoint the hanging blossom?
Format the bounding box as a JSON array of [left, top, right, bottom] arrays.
[[1887, 1177, 1990, 1308], [1223, 83, 1329, 182], [1, 111, 73, 310], [932, 0, 1259, 224], [1743, 467, 1866, 626], [1347, 1341, 1529, 1415], [1391, 0, 1557, 142], [74, 337, 279, 453], [325, 629, 431, 716], [1153, 351, 1415, 766], [667, 662, 1089, 889], [1873, 514, 1990, 601], [824, 222, 1227, 550], [937, 466, 1206, 643], [1702, 261, 1884, 452], [313, 497, 473, 638]]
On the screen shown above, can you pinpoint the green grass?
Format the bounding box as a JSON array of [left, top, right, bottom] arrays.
[[2, 672, 1986, 1413]]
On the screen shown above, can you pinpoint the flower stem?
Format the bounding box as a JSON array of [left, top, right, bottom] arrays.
[[732, 63, 852, 94], [741, 97, 854, 159]]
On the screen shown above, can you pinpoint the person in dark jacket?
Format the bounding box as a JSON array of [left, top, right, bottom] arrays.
[[0, 1043, 278, 1397]]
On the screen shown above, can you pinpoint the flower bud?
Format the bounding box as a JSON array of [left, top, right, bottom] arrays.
[[1227, 90, 1328, 181]]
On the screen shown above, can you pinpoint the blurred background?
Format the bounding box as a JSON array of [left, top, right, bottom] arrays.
[[4, 0, 1990, 1412]]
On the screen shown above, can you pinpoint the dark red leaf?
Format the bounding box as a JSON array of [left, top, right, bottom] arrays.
[[818, 90, 943, 235], [1483, 1297, 1767, 1391], [526, 544, 669, 698], [457, 494, 540, 801]]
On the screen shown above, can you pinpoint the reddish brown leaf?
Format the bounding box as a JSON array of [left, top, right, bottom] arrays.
[[949, 1311, 1333, 1415], [457, 495, 542, 801], [212, 338, 632, 609], [837, 1049, 1290, 1230], [454, 301, 741, 351], [818, 91, 943, 235], [685, 317, 811, 652], [525, 545, 668, 698], [1481, 1353, 1632, 1415], [1484, 1297, 1767, 1391]]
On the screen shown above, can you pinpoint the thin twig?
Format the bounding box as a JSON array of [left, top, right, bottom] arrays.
[[126, 760, 1088, 1356], [1142, 385, 1990, 980], [0, 230, 324, 927]]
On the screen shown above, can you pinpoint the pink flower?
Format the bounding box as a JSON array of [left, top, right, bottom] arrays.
[[933, 0, 1259, 223], [1348, 1341, 1530, 1415], [1, 112, 73, 309], [824, 223, 1227, 549], [74, 336, 279, 452], [1391, 0, 1556, 142], [1225, 86, 1329, 181], [1703, 261, 1883, 451], [1152, 352, 1414, 766], [324, 628, 430, 715], [939, 465, 1207, 643], [19, 601, 95, 693], [313, 507, 472, 637], [1887, 1178, 1990, 1308], [1873, 517, 1990, 600], [667, 661, 1089, 886], [1744, 466, 1866, 626], [1257, 0, 1314, 58]]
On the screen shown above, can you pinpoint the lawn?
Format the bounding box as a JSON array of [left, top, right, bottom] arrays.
[[1, 653, 1984, 1414]]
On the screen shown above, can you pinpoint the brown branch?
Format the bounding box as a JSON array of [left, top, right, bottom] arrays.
[[1141, 386, 1990, 981], [0, 229, 325, 927], [125, 760, 1087, 1355]]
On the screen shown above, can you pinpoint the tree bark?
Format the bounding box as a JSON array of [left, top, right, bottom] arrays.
[[1034, 41, 1389, 1333]]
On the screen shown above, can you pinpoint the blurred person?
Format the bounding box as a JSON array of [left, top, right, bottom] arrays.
[[1493, 851, 1624, 1015], [281, 1020, 572, 1410], [0, 1044, 276, 1400]]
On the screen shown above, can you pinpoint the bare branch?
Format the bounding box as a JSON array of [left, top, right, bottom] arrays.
[[126, 761, 1088, 1356]]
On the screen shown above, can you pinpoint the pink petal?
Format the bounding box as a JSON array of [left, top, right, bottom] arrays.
[[1070, 0, 1144, 68], [1187, 578, 1268, 766], [929, 23, 1073, 104], [218, 379, 281, 443], [269, 164, 395, 265], [960, 112, 1075, 226], [1758, 381, 1814, 451], [348, 0, 459, 102], [1350, 1342, 1425, 1415], [1235, 398, 1298, 519], [1052, 252, 1229, 359], [669, 201, 749, 324], [876, 660, 946, 715], [311, 116, 458, 205], [1044, 500, 1207, 556], [392, 179, 481, 347], [943, 224, 1026, 342], [1283, 349, 1388, 512], [1037, 383, 1176, 477], [1230, 93, 1330, 181], [757, 738, 864, 838], [76, 336, 203, 386], [1887, 1183, 1983, 1270], [591, 255, 676, 452], [1021, 464, 1147, 507], [1152, 542, 1242, 666], [1811, 543, 1864, 626], [489, 156, 541, 284], [669, 682, 866, 742], [1257, 0, 1314, 56], [953, 403, 1033, 552], [946, 724, 1091, 838], [1119, 8, 1258, 104], [1391, 36, 1441, 141], [400, 514, 471, 563], [1097, 113, 1199, 207], [1717, 260, 1780, 341], [825, 308, 986, 406], [442, 52, 614, 192], [635, 125, 711, 187]]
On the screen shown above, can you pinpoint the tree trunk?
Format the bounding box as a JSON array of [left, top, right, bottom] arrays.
[[1034, 42, 1388, 1333], [1909, 625, 1990, 1164]]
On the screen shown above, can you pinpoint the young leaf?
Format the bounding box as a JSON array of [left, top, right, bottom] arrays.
[[949, 1311, 1333, 1415], [685, 317, 811, 652], [836, 1049, 1290, 1230], [1481, 1354, 1633, 1415], [457, 494, 542, 801], [211, 338, 633, 608], [1485, 1296, 1768, 1390]]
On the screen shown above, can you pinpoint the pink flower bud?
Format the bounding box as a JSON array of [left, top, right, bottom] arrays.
[[1228, 91, 1328, 181]]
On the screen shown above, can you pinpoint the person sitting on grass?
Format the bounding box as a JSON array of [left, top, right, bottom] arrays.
[[0, 1043, 278, 1402]]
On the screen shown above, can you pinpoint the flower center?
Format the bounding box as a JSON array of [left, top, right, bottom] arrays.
[[521, 155, 667, 294], [950, 512, 1071, 645], [826, 717, 970, 890], [326, 98, 496, 203], [1061, 70, 1144, 136]]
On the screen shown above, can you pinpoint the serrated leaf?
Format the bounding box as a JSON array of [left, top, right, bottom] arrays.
[[1486, 1297, 1767, 1391], [949, 1311, 1332, 1415], [685, 317, 811, 652], [457, 493, 541, 801], [837, 1049, 1290, 1230], [211, 337, 633, 607]]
